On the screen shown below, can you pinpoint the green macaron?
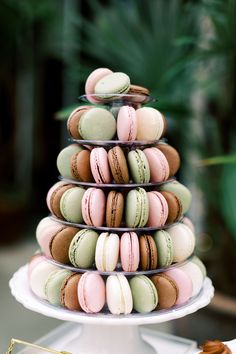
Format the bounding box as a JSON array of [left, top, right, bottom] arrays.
[[57, 144, 84, 179], [60, 187, 85, 223], [94, 72, 131, 99], [153, 230, 174, 268], [69, 229, 99, 268], [129, 275, 158, 313], [125, 188, 149, 228], [45, 269, 72, 306], [127, 149, 150, 183]]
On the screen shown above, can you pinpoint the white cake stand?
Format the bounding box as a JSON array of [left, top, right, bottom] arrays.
[[10, 265, 214, 354]]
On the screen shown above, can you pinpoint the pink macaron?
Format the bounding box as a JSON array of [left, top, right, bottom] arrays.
[[143, 147, 170, 182], [28, 253, 45, 278], [85, 68, 113, 103], [165, 268, 193, 306], [82, 188, 106, 227], [78, 272, 106, 313], [120, 232, 140, 272], [90, 147, 111, 184], [36, 217, 64, 258], [147, 191, 168, 227], [117, 106, 137, 141]]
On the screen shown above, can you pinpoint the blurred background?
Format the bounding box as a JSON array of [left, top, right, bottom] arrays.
[[0, 0, 236, 351]]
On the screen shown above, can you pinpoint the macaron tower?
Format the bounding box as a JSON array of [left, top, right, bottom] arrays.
[[29, 68, 207, 315]]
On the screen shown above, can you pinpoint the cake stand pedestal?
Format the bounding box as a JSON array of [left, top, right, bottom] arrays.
[[10, 265, 214, 354]]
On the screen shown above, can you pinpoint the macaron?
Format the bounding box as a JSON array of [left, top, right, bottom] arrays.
[[28, 253, 45, 278], [95, 232, 119, 272], [164, 268, 193, 306], [85, 68, 113, 103], [117, 105, 137, 141], [167, 223, 195, 262], [127, 149, 150, 183], [143, 147, 169, 182], [108, 146, 129, 184], [67, 106, 92, 139], [60, 186, 85, 223], [69, 229, 99, 268], [136, 107, 166, 141], [120, 232, 140, 272], [129, 275, 158, 313], [191, 255, 207, 278], [70, 148, 93, 182], [56, 144, 84, 180], [139, 234, 158, 270], [156, 142, 181, 177], [61, 273, 82, 311], [36, 217, 63, 257], [45, 268, 72, 306], [46, 181, 74, 219], [160, 190, 182, 224], [79, 107, 116, 140], [106, 190, 124, 228], [29, 260, 58, 299], [90, 147, 111, 184], [147, 191, 168, 227], [82, 188, 106, 227], [152, 230, 173, 268], [78, 272, 106, 313], [94, 72, 131, 99], [180, 261, 204, 297], [125, 188, 149, 228], [106, 274, 133, 315], [159, 180, 192, 215], [150, 274, 178, 310], [128, 84, 150, 103], [181, 216, 195, 234]]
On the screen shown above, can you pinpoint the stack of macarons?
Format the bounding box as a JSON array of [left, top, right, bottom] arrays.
[[56, 143, 181, 184], [28, 255, 206, 314], [36, 217, 196, 271], [46, 181, 191, 227]]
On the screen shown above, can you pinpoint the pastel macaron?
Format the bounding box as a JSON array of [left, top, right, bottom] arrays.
[[117, 105, 137, 141], [94, 72, 131, 99], [79, 107, 116, 140], [153, 230, 174, 268], [139, 234, 158, 270], [106, 274, 133, 315], [46, 181, 74, 219], [120, 232, 140, 272], [125, 188, 149, 228], [160, 190, 182, 224], [60, 186, 85, 223], [61, 273, 82, 311], [45, 268, 72, 305], [143, 147, 170, 182], [150, 274, 178, 310], [56, 144, 84, 180], [164, 268, 193, 305], [29, 260, 58, 299], [67, 106, 92, 139], [95, 232, 119, 272], [78, 272, 106, 313], [180, 261, 204, 297], [156, 142, 181, 177], [69, 229, 99, 268], [85, 67, 113, 103], [136, 107, 166, 141], [106, 190, 124, 228], [108, 146, 130, 184], [127, 149, 150, 183], [167, 223, 195, 262], [90, 147, 111, 184], [129, 275, 158, 313], [147, 191, 168, 227], [82, 188, 106, 227]]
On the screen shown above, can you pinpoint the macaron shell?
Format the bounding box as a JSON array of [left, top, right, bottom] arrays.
[[160, 181, 192, 215], [117, 105, 137, 141], [57, 144, 84, 179], [90, 147, 111, 184], [82, 188, 106, 227], [71, 149, 94, 182], [106, 190, 124, 228], [47, 182, 74, 218], [136, 107, 165, 141], [160, 190, 182, 223], [60, 187, 85, 223], [94, 72, 130, 97], [147, 191, 168, 227], [69, 229, 98, 268], [180, 261, 204, 297], [143, 147, 169, 182], [78, 272, 105, 313], [127, 149, 150, 183], [29, 261, 58, 299], [139, 235, 158, 270], [120, 232, 140, 272], [106, 275, 133, 315], [156, 143, 181, 177], [85, 68, 113, 103], [67, 106, 91, 139], [61, 273, 82, 311], [129, 275, 158, 313], [79, 108, 116, 140], [125, 188, 149, 228], [167, 223, 195, 262], [165, 268, 193, 306], [45, 269, 72, 305], [153, 230, 173, 268], [108, 146, 129, 184], [150, 274, 178, 310], [50, 227, 78, 264], [95, 232, 119, 272]]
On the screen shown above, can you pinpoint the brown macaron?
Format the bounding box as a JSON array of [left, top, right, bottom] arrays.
[[160, 190, 182, 224], [61, 273, 82, 311], [150, 273, 179, 310], [108, 146, 129, 184], [50, 227, 79, 264], [106, 190, 124, 228], [139, 235, 158, 270], [156, 143, 181, 177], [67, 106, 91, 139], [49, 183, 74, 219], [71, 149, 94, 182]]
